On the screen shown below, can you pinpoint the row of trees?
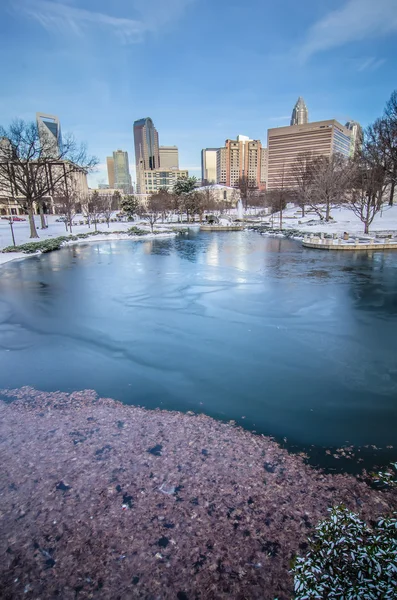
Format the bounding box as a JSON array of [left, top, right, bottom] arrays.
[[56, 187, 121, 233], [120, 177, 240, 232]]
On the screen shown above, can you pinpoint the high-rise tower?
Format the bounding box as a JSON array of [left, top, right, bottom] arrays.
[[345, 121, 363, 157], [290, 97, 308, 126], [133, 118, 160, 193], [36, 112, 62, 156], [113, 150, 132, 194]]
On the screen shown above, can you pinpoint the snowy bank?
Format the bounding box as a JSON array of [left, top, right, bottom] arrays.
[[0, 230, 177, 268], [262, 205, 397, 237]]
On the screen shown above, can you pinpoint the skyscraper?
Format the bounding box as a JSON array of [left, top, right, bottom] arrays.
[[201, 148, 218, 184], [159, 146, 179, 169], [106, 156, 115, 188], [267, 120, 351, 189], [133, 118, 160, 193], [345, 121, 363, 157], [36, 112, 62, 156], [113, 150, 132, 194], [290, 97, 308, 126]]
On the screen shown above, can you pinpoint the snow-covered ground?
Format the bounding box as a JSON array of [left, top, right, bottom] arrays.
[[267, 204, 397, 236], [0, 214, 185, 267]]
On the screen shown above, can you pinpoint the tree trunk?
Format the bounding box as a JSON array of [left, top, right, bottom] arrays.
[[325, 200, 331, 222], [28, 206, 39, 238], [64, 221, 68, 232], [301, 204, 305, 217], [107, 220, 110, 228], [389, 180, 395, 206], [94, 219, 97, 232], [364, 221, 369, 234], [39, 202, 47, 229]]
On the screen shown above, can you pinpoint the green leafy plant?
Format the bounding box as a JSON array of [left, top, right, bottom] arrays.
[[127, 226, 147, 236], [292, 506, 397, 599]]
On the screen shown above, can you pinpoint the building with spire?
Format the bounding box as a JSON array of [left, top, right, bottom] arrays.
[[290, 97, 308, 126]]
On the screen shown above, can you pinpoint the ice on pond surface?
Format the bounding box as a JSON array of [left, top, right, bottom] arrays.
[[0, 230, 397, 454]]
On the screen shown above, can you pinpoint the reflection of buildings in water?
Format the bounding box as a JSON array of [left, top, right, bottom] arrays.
[[206, 237, 220, 268], [143, 241, 153, 254]]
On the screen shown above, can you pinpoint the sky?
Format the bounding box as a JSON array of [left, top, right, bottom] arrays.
[[1, 0, 397, 187]]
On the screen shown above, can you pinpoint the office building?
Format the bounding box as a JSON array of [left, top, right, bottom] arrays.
[[36, 112, 62, 156], [159, 146, 179, 169], [267, 120, 351, 189], [201, 148, 218, 184], [106, 156, 115, 188], [133, 117, 160, 193], [345, 121, 363, 157], [113, 149, 132, 194], [143, 169, 188, 194], [290, 97, 308, 126], [216, 135, 266, 189], [260, 148, 268, 188]]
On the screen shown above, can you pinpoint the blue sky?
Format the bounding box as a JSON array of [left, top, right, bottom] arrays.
[[1, 0, 396, 186]]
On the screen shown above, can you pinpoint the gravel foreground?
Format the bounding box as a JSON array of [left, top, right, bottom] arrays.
[[1, 388, 396, 600]]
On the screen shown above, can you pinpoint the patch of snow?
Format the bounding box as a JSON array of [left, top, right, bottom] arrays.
[[269, 204, 397, 236], [0, 213, 177, 268]]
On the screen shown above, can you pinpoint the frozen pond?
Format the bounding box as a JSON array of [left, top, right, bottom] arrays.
[[1, 230, 397, 462]]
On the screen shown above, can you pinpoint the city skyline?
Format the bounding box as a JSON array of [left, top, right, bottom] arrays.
[[1, 0, 396, 187]]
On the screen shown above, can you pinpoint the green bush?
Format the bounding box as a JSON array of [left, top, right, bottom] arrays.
[[1, 227, 159, 255], [2, 237, 70, 254], [292, 505, 397, 599], [127, 226, 147, 236]]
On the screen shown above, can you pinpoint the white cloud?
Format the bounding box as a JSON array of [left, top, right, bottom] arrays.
[[299, 0, 397, 62], [17, 0, 195, 44], [357, 57, 386, 72]]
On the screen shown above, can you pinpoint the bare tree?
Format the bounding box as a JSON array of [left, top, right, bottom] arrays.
[[0, 120, 97, 238], [349, 134, 388, 234], [82, 194, 93, 228], [290, 152, 316, 217], [308, 154, 350, 221], [374, 92, 397, 206], [88, 191, 105, 231], [236, 175, 258, 210], [268, 162, 288, 229], [200, 183, 217, 214], [54, 174, 81, 234], [154, 187, 174, 222], [137, 194, 162, 232], [101, 194, 113, 228]]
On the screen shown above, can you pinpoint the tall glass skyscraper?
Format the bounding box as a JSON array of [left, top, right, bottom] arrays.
[[290, 97, 309, 126], [133, 118, 160, 193]]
